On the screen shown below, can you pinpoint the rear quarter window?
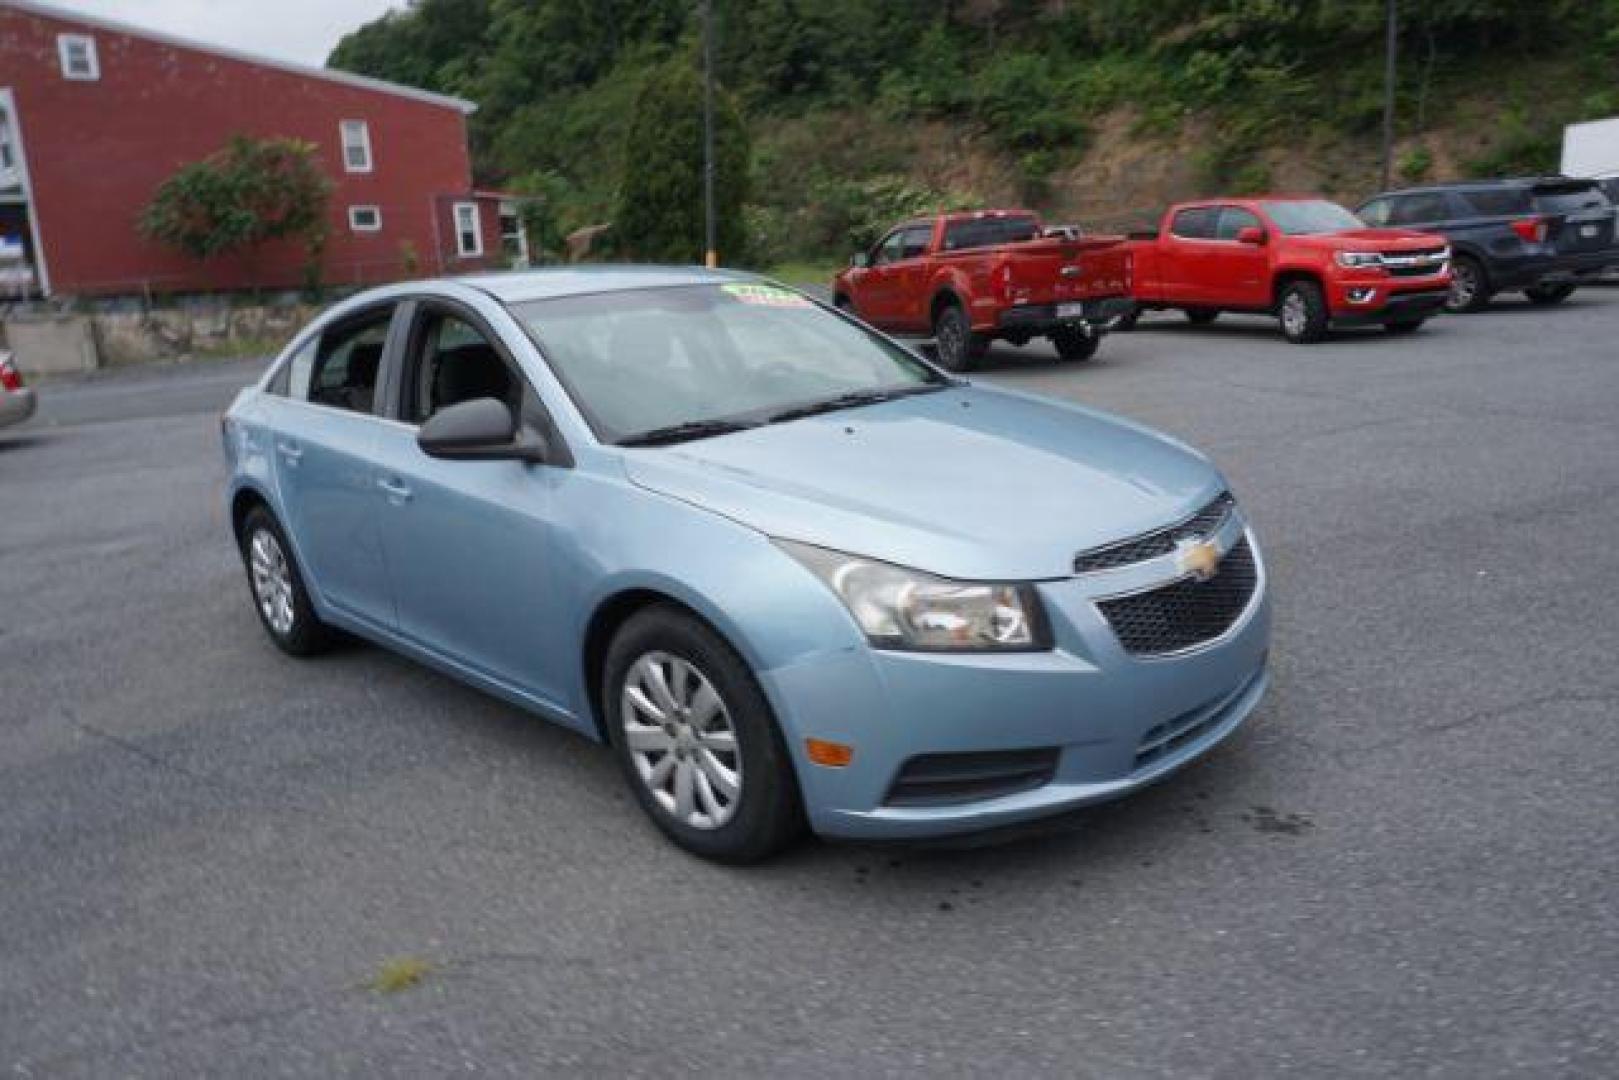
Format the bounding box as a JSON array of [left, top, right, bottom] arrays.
[[1169, 207, 1218, 239], [1533, 185, 1611, 215]]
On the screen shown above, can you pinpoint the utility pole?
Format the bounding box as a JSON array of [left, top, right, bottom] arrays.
[[1380, 0, 1397, 191], [702, 0, 717, 268]]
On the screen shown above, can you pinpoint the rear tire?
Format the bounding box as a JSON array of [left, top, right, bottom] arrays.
[[604, 606, 805, 863], [1384, 318, 1426, 334], [932, 303, 987, 373], [1524, 283, 1576, 305], [1183, 308, 1220, 326], [1277, 280, 1329, 344], [1050, 326, 1101, 361], [1445, 255, 1491, 313], [238, 506, 336, 657]]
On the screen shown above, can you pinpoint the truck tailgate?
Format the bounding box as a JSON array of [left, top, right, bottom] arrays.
[[977, 236, 1131, 304]]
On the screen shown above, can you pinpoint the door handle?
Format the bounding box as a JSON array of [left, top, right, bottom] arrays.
[[377, 477, 413, 503], [275, 441, 303, 465]]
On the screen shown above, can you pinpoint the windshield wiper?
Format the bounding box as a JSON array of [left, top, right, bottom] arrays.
[[617, 418, 758, 447], [765, 384, 945, 425]]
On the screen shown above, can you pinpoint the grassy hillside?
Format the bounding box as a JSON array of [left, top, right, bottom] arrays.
[[329, 0, 1619, 268]]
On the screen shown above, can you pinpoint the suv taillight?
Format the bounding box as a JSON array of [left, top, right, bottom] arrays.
[[1509, 217, 1547, 244], [0, 355, 21, 392]]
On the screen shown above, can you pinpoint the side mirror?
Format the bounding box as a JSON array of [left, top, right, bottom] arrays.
[[850, 252, 870, 268], [1236, 226, 1267, 246], [417, 397, 546, 463]]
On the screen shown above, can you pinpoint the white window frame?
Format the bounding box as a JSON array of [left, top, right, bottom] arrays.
[[453, 202, 483, 257], [57, 34, 100, 81], [339, 120, 373, 174], [347, 205, 383, 233]]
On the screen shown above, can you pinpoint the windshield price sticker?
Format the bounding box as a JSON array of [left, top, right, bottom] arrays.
[[723, 284, 812, 308]]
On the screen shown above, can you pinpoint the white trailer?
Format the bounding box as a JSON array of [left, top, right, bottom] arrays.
[[1561, 117, 1619, 179]]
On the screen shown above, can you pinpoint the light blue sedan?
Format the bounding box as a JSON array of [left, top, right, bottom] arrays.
[[222, 267, 1270, 861]]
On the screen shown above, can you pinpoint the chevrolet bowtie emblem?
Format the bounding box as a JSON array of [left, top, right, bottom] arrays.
[[1175, 538, 1220, 582]]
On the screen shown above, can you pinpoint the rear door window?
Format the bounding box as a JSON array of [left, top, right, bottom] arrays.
[[1458, 187, 1533, 217], [1169, 207, 1218, 239]]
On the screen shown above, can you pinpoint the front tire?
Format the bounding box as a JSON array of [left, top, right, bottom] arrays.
[[238, 506, 336, 657], [932, 303, 987, 373], [1445, 255, 1491, 313], [1524, 283, 1576, 305], [604, 606, 804, 863], [1050, 326, 1101, 361], [1277, 280, 1329, 344]]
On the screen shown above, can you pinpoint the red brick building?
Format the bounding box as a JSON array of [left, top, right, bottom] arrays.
[[0, 0, 526, 298]]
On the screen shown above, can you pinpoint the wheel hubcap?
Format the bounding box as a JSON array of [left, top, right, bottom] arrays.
[[1281, 293, 1307, 336], [621, 652, 742, 830], [248, 529, 295, 636]]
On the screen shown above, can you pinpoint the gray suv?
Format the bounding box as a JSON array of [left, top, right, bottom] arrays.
[[1357, 178, 1617, 312]]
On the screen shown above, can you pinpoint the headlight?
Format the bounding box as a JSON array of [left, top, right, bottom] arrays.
[[777, 540, 1049, 652], [1335, 250, 1383, 268]]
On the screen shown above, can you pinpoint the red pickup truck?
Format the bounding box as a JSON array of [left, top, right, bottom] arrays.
[[831, 210, 1133, 370], [1124, 197, 1453, 343]]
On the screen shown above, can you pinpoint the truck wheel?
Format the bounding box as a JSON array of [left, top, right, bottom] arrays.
[[1051, 327, 1101, 362], [833, 294, 854, 313], [1277, 280, 1329, 344], [1183, 308, 1219, 326], [1524, 283, 1576, 305], [1445, 255, 1491, 313], [933, 303, 986, 372]]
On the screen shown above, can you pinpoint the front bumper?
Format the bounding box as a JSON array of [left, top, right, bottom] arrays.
[[1330, 286, 1450, 326], [762, 514, 1273, 840], [0, 387, 38, 429], [993, 297, 1136, 336]]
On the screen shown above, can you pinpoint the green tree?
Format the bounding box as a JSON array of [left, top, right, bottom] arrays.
[[613, 59, 750, 264], [139, 136, 332, 267]]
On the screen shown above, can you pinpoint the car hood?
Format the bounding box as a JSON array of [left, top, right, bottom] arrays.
[[1296, 228, 1446, 252], [621, 384, 1223, 581]]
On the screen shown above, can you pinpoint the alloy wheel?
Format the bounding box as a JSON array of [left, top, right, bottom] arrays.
[[248, 528, 295, 636], [1281, 292, 1309, 338], [1447, 263, 1478, 311], [620, 651, 743, 830]]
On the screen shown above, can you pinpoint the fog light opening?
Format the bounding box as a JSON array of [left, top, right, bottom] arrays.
[[805, 738, 854, 768], [1347, 287, 1378, 304]]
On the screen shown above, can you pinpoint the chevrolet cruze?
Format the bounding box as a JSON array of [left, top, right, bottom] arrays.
[[222, 268, 1271, 861]]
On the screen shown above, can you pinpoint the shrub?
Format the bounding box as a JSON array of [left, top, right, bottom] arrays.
[[140, 136, 331, 262]]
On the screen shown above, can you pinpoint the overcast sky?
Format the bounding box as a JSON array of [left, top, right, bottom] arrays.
[[46, 0, 404, 67]]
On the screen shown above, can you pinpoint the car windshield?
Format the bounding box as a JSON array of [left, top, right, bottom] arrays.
[[1262, 200, 1366, 235], [510, 283, 946, 444]]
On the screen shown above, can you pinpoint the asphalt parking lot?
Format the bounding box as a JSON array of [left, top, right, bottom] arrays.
[[3, 292, 1617, 1077]]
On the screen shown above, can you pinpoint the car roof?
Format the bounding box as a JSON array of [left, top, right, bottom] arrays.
[[1369, 176, 1596, 198], [450, 265, 763, 304]]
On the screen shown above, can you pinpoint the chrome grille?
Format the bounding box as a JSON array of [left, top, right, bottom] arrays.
[[1098, 537, 1258, 655], [1073, 492, 1235, 574]]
